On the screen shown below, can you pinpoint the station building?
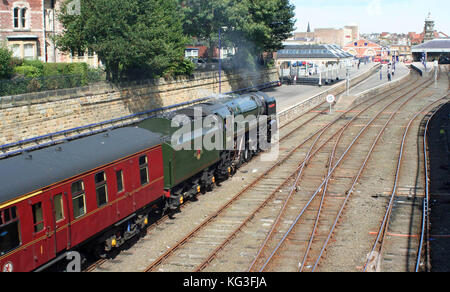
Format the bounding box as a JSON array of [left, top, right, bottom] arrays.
[[275, 44, 353, 77], [412, 39, 450, 63], [343, 39, 381, 60]]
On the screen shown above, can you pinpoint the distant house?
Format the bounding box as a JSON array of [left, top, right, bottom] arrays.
[[185, 46, 208, 59], [0, 0, 100, 67]]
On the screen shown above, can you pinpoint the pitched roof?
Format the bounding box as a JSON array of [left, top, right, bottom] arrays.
[[412, 39, 450, 52], [277, 44, 352, 59]]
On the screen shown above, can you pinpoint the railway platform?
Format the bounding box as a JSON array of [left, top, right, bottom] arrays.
[[266, 62, 409, 112]]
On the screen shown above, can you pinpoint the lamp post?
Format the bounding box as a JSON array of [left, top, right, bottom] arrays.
[[219, 27, 222, 94], [346, 61, 351, 95], [318, 64, 322, 87], [218, 26, 233, 94]]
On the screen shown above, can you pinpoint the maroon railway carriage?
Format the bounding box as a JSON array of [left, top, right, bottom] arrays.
[[0, 127, 165, 272]]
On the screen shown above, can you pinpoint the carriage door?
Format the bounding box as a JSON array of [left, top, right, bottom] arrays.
[[29, 193, 56, 269], [50, 186, 70, 254]]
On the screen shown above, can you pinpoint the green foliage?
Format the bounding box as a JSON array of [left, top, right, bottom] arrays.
[[179, 0, 295, 68], [0, 58, 105, 96], [164, 58, 195, 77], [23, 59, 45, 74], [56, 0, 188, 82], [0, 46, 14, 79], [14, 65, 41, 78]]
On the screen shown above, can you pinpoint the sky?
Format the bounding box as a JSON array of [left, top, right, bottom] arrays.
[[291, 0, 450, 35]]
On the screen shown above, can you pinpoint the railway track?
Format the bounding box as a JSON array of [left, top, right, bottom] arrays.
[[314, 72, 448, 272], [245, 72, 438, 272], [86, 65, 381, 272], [137, 72, 425, 272], [363, 97, 449, 272], [365, 74, 449, 273], [416, 96, 450, 272], [87, 68, 446, 273]]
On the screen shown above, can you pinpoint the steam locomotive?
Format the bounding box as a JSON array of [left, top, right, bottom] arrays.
[[0, 91, 276, 272]]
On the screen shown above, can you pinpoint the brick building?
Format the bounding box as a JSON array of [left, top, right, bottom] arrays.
[[343, 39, 382, 59], [292, 24, 359, 48], [0, 0, 99, 67]]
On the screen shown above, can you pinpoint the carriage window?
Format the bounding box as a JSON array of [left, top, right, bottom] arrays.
[[116, 170, 124, 193], [0, 207, 21, 256], [95, 172, 108, 207], [139, 155, 149, 186], [71, 180, 86, 219], [53, 194, 64, 222], [32, 203, 44, 233]]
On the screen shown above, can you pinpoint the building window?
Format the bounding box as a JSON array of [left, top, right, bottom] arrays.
[[13, 8, 19, 28], [139, 155, 149, 186], [23, 44, 35, 60], [32, 203, 44, 233], [71, 180, 86, 219], [21, 8, 27, 28], [95, 172, 108, 207], [13, 7, 28, 29], [8, 42, 36, 60], [11, 44, 21, 58], [45, 9, 54, 30]]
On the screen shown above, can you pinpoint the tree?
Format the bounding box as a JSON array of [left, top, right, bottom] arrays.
[[56, 0, 189, 82], [179, 0, 295, 68], [178, 0, 229, 61], [0, 46, 14, 79]]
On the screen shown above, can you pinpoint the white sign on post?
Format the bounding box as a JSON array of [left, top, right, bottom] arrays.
[[326, 94, 335, 114]]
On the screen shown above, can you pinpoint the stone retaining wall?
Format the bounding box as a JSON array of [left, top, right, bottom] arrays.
[[0, 69, 278, 147]]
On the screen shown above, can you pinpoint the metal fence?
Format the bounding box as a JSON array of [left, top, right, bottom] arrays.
[[0, 71, 106, 97]]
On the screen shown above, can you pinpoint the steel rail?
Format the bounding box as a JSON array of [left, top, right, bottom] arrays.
[[299, 116, 342, 272], [246, 74, 421, 272], [312, 78, 440, 272], [144, 71, 419, 273], [362, 79, 443, 272], [86, 99, 328, 272], [142, 108, 339, 272], [258, 75, 433, 272], [416, 74, 450, 272], [88, 78, 353, 273], [303, 76, 435, 271], [196, 75, 422, 273], [415, 100, 448, 272]]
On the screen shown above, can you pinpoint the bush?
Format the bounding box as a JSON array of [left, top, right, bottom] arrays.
[[0, 47, 14, 79], [42, 62, 70, 77], [14, 65, 41, 78], [22, 59, 44, 75], [164, 58, 195, 78]]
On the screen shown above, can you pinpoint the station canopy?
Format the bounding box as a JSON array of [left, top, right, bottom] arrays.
[[277, 44, 353, 59], [412, 39, 450, 53]]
